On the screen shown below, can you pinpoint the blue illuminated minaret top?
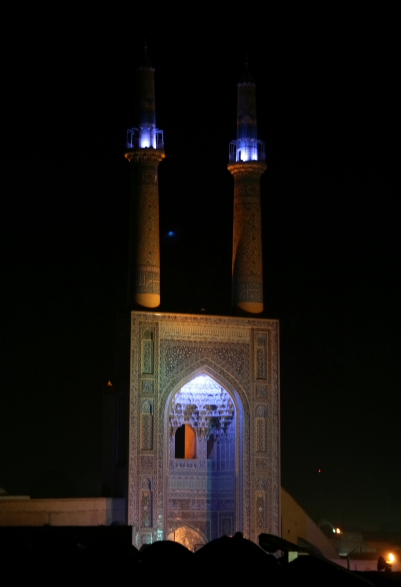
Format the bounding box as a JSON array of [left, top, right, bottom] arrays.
[[229, 59, 265, 163], [126, 42, 164, 151]]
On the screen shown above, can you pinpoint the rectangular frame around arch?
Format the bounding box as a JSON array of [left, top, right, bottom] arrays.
[[128, 312, 280, 547]]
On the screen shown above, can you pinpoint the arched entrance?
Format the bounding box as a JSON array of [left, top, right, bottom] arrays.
[[167, 525, 206, 552], [166, 374, 238, 543]]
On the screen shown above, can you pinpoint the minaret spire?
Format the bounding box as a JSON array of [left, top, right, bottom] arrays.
[[228, 60, 267, 314], [125, 44, 165, 309]]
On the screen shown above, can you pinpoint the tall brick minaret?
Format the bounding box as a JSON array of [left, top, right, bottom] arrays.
[[228, 61, 267, 314], [125, 43, 165, 309]]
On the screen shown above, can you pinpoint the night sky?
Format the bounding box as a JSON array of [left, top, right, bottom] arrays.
[[1, 10, 400, 531]]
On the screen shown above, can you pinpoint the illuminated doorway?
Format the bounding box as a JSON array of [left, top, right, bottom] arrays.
[[167, 374, 238, 543], [167, 525, 206, 552]]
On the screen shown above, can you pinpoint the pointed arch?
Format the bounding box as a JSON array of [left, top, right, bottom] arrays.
[[161, 358, 249, 425], [163, 360, 249, 541], [167, 524, 207, 552]]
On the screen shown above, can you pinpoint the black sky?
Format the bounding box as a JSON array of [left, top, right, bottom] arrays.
[[1, 9, 400, 530]]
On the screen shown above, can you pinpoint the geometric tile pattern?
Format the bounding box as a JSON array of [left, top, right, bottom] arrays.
[[255, 418, 267, 452], [256, 490, 266, 529]]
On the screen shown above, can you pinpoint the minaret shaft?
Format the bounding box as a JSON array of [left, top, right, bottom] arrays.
[[126, 150, 164, 308], [237, 84, 258, 147], [229, 71, 266, 314], [229, 161, 266, 313], [125, 49, 164, 309], [135, 67, 156, 131]]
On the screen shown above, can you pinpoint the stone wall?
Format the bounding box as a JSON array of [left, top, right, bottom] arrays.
[[0, 497, 125, 527]]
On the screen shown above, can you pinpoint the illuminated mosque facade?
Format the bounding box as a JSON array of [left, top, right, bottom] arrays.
[[103, 47, 280, 550]]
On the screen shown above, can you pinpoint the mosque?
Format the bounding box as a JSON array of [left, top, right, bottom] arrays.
[[0, 47, 344, 563], [102, 46, 280, 550]]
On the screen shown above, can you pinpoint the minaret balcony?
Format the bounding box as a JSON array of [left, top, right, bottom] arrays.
[[126, 127, 164, 151], [229, 140, 265, 163]]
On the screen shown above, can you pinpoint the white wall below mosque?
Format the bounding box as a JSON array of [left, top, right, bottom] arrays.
[[0, 497, 125, 527], [281, 487, 338, 560]]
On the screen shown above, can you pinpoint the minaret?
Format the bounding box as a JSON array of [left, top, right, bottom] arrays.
[[125, 43, 165, 309], [228, 61, 267, 314]]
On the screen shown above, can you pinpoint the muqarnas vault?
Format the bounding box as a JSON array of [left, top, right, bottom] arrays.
[[102, 48, 280, 550]]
